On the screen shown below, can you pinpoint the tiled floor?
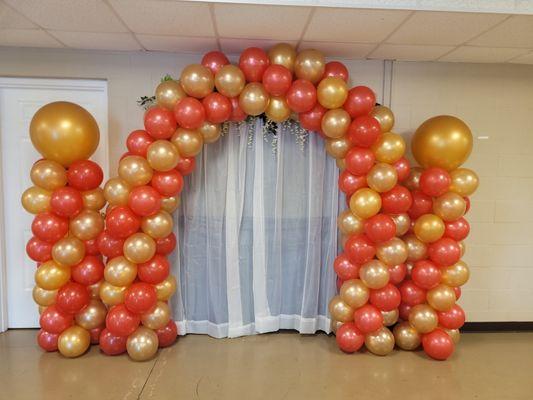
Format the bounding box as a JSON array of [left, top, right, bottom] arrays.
[[1, 329, 532, 399]]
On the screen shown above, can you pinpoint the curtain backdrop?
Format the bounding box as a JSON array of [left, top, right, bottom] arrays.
[[170, 119, 340, 338]]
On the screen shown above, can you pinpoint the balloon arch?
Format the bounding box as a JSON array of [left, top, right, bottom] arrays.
[[23, 43, 478, 361]]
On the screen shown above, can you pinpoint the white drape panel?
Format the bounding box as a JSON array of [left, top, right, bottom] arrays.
[[170, 120, 339, 338]]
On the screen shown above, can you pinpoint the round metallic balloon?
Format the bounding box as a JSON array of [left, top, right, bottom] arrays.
[[367, 163, 398, 193], [340, 279, 369, 308], [325, 137, 352, 160], [215, 65, 246, 98], [82, 188, 106, 211], [382, 309, 399, 326], [370, 105, 394, 132], [359, 260, 390, 289], [408, 304, 438, 334], [155, 80, 186, 110], [391, 213, 410, 237], [198, 122, 221, 144], [58, 326, 91, 358], [75, 299, 107, 330], [99, 281, 127, 306], [268, 43, 297, 72], [104, 177, 131, 206], [119, 156, 153, 187], [404, 234, 428, 262], [180, 64, 214, 99], [441, 261, 470, 287], [371, 132, 405, 164], [330, 319, 343, 335], [450, 168, 479, 196], [427, 284, 456, 312], [328, 295, 354, 322], [141, 301, 171, 330], [161, 196, 180, 213], [365, 327, 395, 356], [433, 192, 466, 222], [104, 256, 138, 287], [294, 49, 325, 84], [147, 140, 180, 172], [141, 210, 174, 239], [317, 77, 348, 109], [32, 285, 58, 307], [123, 233, 156, 264], [337, 209, 364, 236], [30, 159, 67, 191], [321, 109, 350, 139], [239, 83, 270, 116], [171, 128, 204, 157], [127, 327, 159, 361], [70, 210, 104, 241], [376, 237, 408, 266], [154, 274, 177, 301], [52, 237, 85, 267], [21, 186, 51, 214], [414, 214, 445, 243], [393, 321, 421, 350], [350, 188, 382, 219], [265, 96, 291, 123]]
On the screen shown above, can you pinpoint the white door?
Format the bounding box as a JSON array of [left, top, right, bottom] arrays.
[[0, 77, 108, 329]]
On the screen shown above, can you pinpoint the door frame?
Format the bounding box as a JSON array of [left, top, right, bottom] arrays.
[[0, 77, 109, 332]]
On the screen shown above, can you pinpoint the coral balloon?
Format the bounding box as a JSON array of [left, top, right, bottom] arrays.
[[338, 170, 366, 196], [408, 190, 433, 219], [71, 255, 104, 286], [151, 170, 184, 197], [333, 253, 360, 281], [173, 97, 205, 129], [99, 328, 127, 355], [419, 167, 451, 197], [299, 103, 326, 131], [105, 206, 140, 239], [353, 304, 383, 333], [444, 217, 470, 241], [370, 283, 401, 311], [345, 234, 376, 265], [56, 282, 89, 314], [393, 157, 411, 181], [201, 51, 229, 75], [138, 254, 170, 284], [323, 61, 349, 82], [39, 304, 73, 334], [381, 185, 412, 214], [347, 115, 381, 148], [437, 304, 465, 329], [411, 260, 441, 290], [129, 186, 162, 217], [364, 214, 396, 244], [262, 64, 292, 96], [388, 263, 407, 285], [97, 230, 125, 259], [345, 147, 375, 176], [156, 320, 178, 348], [422, 328, 454, 360], [144, 106, 177, 139], [38, 329, 59, 352], [239, 47, 270, 82], [31, 212, 69, 243], [26, 236, 53, 262], [428, 237, 461, 267], [286, 79, 317, 113], [343, 86, 375, 118], [106, 304, 140, 337], [127, 130, 154, 157], [202, 92, 232, 123], [336, 322, 364, 353], [67, 160, 103, 191], [156, 233, 177, 256], [399, 280, 427, 306]]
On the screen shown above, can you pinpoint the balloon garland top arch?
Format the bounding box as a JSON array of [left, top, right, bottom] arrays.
[[24, 42, 478, 361]]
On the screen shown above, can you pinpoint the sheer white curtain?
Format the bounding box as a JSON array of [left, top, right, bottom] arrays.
[[169, 119, 339, 338]]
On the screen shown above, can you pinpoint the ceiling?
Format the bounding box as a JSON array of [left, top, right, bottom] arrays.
[[1, 0, 533, 64]]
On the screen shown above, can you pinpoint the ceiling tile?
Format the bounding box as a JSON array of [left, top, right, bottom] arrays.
[[0, 1, 37, 29], [3, 0, 128, 32], [220, 38, 297, 56], [304, 8, 410, 43], [369, 44, 454, 61], [50, 31, 142, 51], [214, 3, 311, 41], [508, 51, 533, 64], [136, 34, 217, 54], [109, 0, 214, 36], [387, 11, 507, 46], [0, 28, 63, 47], [299, 41, 375, 59], [468, 15, 533, 48], [439, 46, 530, 63]]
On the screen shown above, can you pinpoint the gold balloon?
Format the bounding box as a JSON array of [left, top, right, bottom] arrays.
[[141, 210, 173, 239], [58, 326, 90, 358], [445, 328, 461, 344], [376, 237, 408, 266], [82, 188, 106, 211], [294, 49, 325, 84], [155, 275, 177, 301], [118, 156, 153, 187], [30, 159, 67, 190], [365, 327, 395, 356], [367, 163, 398, 193], [75, 299, 107, 330], [459, 241, 466, 257], [404, 167, 423, 191], [359, 260, 390, 289], [239, 83, 269, 116], [268, 43, 297, 72], [371, 132, 406, 164], [124, 233, 156, 264], [427, 284, 456, 312], [325, 137, 353, 159], [104, 177, 131, 206], [404, 234, 428, 262], [198, 122, 221, 144], [70, 210, 104, 241], [382, 309, 399, 326], [155, 79, 186, 109], [350, 188, 382, 219], [391, 213, 410, 236], [30, 101, 99, 167], [371, 105, 394, 132], [265, 96, 291, 122], [87, 281, 102, 299], [433, 192, 466, 222], [328, 295, 354, 322], [330, 320, 343, 335], [450, 168, 479, 196], [32, 286, 57, 307], [180, 64, 214, 99], [161, 196, 180, 213], [171, 128, 204, 157], [412, 115, 473, 171], [99, 281, 127, 306], [414, 214, 445, 243], [21, 186, 51, 214], [393, 321, 421, 350], [147, 140, 180, 172], [52, 237, 85, 267], [104, 256, 138, 287], [321, 109, 350, 139], [317, 77, 348, 109], [141, 301, 170, 330], [127, 326, 159, 361], [336, 158, 346, 171], [441, 260, 470, 287], [340, 279, 369, 309], [408, 304, 438, 334], [215, 64, 246, 98], [337, 209, 364, 236]]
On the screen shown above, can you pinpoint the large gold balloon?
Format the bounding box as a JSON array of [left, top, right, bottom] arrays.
[[450, 168, 479, 196], [104, 256, 138, 287], [52, 237, 85, 267], [127, 326, 159, 361], [393, 321, 421, 350], [408, 304, 438, 334], [30, 159, 67, 190], [404, 167, 423, 191], [441, 261, 470, 287], [317, 77, 348, 109], [155, 79, 186, 109], [371, 106, 394, 132], [371, 132, 406, 164], [147, 140, 180, 172], [70, 210, 104, 241], [365, 327, 395, 356], [340, 279, 369, 309], [198, 122, 221, 144], [321, 109, 350, 139], [104, 177, 131, 206], [141, 210, 173, 239], [325, 136, 352, 159], [30, 102, 99, 167], [412, 115, 473, 171], [268, 43, 297, 72], [123, 233, 156, 264], [414, 214, 445, 243], [239, 83, 269, 116], [171, 128, 204, 157], [180, 64, 214, 99], [58, 326, 90, 358], [118, 156, 153, 187], [161, 196, 180, 213], [328, 295, 354, 322], [427, 284, 456, 312], [21, 186, 51, 214], [376, 237, 408, 266], [82, 188, 106, 211], [404, 234, 428, 262], [32, 285, 57, 307], [366, 163, 398, 193], [215, 64, 246, 98], [294, 49, 325, 84], [155, 275, 177, 301], [359, 260, 390, 289], [433, 192, 466, 222], [265, 96, 291, 122], [391, 213, 410, 237], [382, 309, 399, 326], [141, 301, 170, 330], [99, 281, 127, 306], [75, 299, 107, 330], [337, 209, 364, 236], [350, 188, 381, 219]]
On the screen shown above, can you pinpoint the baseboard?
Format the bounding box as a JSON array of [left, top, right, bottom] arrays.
[[462, 322, 533, 332]]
